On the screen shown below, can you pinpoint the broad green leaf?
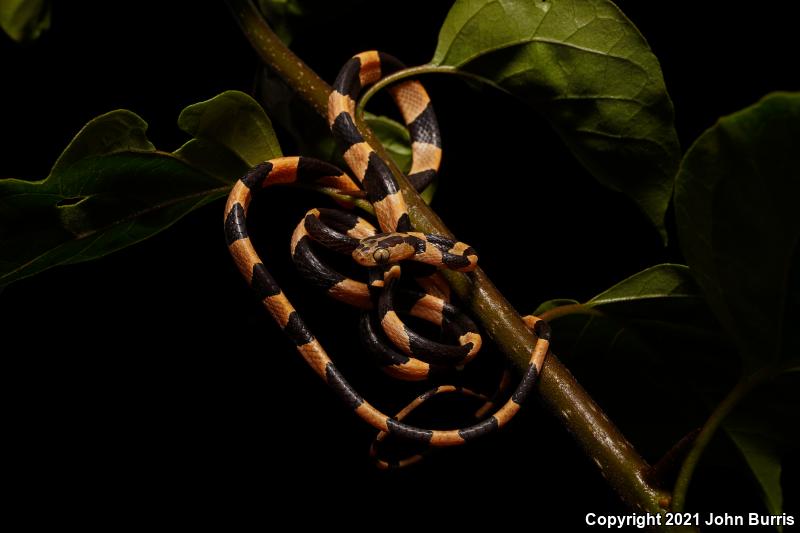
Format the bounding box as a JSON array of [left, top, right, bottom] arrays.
[[674, 92, 800, 518], [722, 372, 799, 530], [532, 265, 729, 458], [587, 263, 705, 317], [432, 0, 680, 242], [675, 92, 800, 372], [175, 90, 281, 177], [0, 0, 50, 42], [0, 91, 280, 285], [533, 264, 720, 366], [535, 264, 704, 317], [49, 110, 155, 173], [728, 432, 783, 519]]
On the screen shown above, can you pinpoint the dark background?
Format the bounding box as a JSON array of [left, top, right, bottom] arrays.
[[2, 1, 797, 529]]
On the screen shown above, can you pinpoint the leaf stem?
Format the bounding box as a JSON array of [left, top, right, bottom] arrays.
[[671, 365, 778, 511], [311, 186, 375, 214], [226, 2, 682, 526], [538, 302, 605, 322], [357, 65, 500, 114]]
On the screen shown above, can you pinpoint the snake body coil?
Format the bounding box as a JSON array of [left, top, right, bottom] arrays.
[[225, 51, 550, 458]]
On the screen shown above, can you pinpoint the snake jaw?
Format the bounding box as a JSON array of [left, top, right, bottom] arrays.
[[353, 244, 389, 267]]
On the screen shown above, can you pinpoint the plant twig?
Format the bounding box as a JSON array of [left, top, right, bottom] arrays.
[[225, 1, 685, 527], [671, 366, 776, 511], [649, 428, 701, 489], [357, 64, 503, 113], [537, 303, 605, 323]]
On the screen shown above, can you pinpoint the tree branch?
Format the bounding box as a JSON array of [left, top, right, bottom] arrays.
[[225, 0, 686, 527]]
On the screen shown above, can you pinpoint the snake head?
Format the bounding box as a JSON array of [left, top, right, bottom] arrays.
[[351, 234, 419, 267]]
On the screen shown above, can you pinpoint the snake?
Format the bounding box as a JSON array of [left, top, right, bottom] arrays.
[[224, 51, 550, 457]]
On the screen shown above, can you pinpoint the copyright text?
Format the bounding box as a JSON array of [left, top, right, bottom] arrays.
[[585, 512, 795, 529]]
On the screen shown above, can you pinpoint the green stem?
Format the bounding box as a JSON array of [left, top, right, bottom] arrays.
[[671, 366, 778, 512], [226, 2, 684, 528], [357, 64, 500, 114], [307, 186, 375, 215], [538, 303, 604, 323]]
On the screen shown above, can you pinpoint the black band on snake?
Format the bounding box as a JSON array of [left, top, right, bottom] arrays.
[[224, 51, 550, 458]]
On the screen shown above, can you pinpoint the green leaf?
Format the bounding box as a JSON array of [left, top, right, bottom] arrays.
[[256, 69, 433, 203], [535, 264, 705, 318], [175, 90, 282, 178], [0, 91, 280, 285], [0, 0, 50, 42], [432, 0, 680, 242], [363, 112, 441, 202], [722, 371, 799, 529], [533, 264, 721, 369], [532, 265, 730, 458], [675, 92, 800, 373], [672, 93, 800, 517], [727, 432, 783, 518], [587, 264, 705, 316], [364, 114, 412, 173], [257, 71, 413, 170], [362, 113, 442, 203]]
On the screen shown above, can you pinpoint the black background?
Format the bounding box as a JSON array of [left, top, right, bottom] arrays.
[[2, 1, 798, 529]]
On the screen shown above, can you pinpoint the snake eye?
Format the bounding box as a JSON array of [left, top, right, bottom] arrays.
[[372, 248, 390, 264]]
